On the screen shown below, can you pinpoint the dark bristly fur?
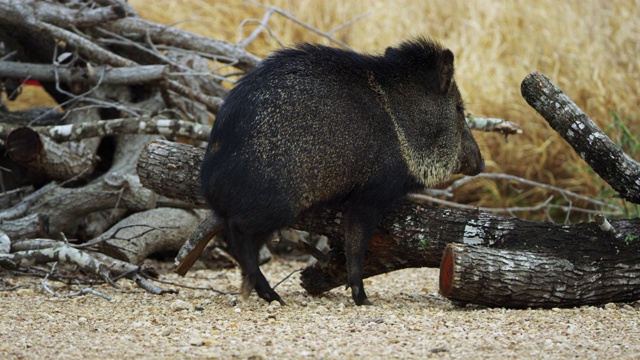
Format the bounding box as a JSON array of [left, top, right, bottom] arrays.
[[201, 37, 484, 306]]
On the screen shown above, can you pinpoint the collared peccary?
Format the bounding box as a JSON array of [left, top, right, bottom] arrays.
[[201, 37, 484, 306]]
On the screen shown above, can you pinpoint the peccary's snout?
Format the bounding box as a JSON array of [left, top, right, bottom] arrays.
[[457, 129, 485, 176]]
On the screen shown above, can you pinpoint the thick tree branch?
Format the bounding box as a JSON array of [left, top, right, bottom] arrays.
[[0, 61, 167, 85], [0, 117, 211, 142], [101, 17, 261, 71], [521, 72, 640, 204], [439, 243, 640, 308]]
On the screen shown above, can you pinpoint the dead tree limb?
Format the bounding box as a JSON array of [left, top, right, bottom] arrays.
[[6, 127, 97, 180], [101, 17, 261, 71], [439, 242, 640, 308], [521, 72, 640, 204], [0, 241, 168, 294], [0, 61, 167, 85], [0, 117, 211, 142], [84, 207, 208, 265]]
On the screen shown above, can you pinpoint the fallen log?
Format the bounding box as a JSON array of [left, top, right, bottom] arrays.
[[136, 138, 640, 307], [439, 243, 640, 308], [6, 127, 97, 181]]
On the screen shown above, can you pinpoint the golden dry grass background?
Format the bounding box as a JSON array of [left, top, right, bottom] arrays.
[[130, 0, 639, 220], [15, 0, 640, 220]]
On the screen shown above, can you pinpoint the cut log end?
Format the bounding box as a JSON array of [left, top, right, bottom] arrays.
[[438, 244, 455, 297], [6, 127, 43, 163]]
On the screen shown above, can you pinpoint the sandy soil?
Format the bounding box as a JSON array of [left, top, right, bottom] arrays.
[[2, 259, 639, 359]]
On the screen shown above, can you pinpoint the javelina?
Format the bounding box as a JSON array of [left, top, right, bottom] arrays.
[[201, 37, 484, 306]]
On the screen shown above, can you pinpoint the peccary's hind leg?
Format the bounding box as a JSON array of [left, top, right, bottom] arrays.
[[250, 233, 286, 305], [344, 204, 385, 306], [226, 227, 284, 305]]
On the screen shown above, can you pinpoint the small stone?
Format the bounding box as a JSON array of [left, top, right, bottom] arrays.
[[170, 300, 192, 312], [189, 336, 204, 346], [604, 303, 618, 310], [16, 288, 34, 296]]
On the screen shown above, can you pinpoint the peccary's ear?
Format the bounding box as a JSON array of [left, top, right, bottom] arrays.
[[437, 49, 455, 94]]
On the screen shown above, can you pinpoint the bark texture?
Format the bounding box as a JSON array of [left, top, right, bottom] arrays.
[[440, 243, 640, 308], [521, 72, 640, 204]]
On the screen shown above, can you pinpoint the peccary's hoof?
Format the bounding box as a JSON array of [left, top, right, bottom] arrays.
[[351, 285, 372, 306], [357, 298, 373, 306]]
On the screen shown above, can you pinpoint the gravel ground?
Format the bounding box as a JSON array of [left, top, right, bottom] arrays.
[[2, 259, 640, 359]]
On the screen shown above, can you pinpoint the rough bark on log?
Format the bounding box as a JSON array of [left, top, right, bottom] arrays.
[[6, 127, 97, 181], [0, 61, 167, 86], [521, 72, 640, 204], [137, 140, 208, 206], [439, 243, 640, 308], [0, 213, 49, 240], [87, 207, 208, 265], [0, 117, 211, 143], [135, 139, 640, 303]]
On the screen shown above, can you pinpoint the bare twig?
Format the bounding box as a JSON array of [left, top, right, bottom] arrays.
[[240, 2, 356, 50], [417, 172, 622, 218], [101, 17, 261, 71], [150, 276, 236, 296], [37, 22, 137, 67], [595, 213, 617, 237], [162, 79, 223, 113]]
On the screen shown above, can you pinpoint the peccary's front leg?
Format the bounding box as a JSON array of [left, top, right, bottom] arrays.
[[344, 204, 385, 306]]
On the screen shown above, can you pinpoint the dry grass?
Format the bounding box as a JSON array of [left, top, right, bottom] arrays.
[[13, 0, 640, 220]]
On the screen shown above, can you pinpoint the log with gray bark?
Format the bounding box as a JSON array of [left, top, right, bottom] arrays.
[[136, 136, 640, 307], [521, 72, 640, 203], [436, 73, 640, 307], [439, 242, 640, 309]]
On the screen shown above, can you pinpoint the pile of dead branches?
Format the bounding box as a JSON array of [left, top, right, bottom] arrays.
[[0, 0, 259, 293]]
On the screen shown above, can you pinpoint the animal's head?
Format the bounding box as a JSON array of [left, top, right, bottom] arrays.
[[382, 38, 485, 185]]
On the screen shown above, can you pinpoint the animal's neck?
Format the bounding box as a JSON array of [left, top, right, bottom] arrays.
[[366, 72, 449, 187]]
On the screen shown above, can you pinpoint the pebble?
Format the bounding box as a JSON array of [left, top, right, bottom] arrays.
[[16, 288, 34, 296], [170, 300, 192, 312], [604, 303, 618, 310], [189, 336, 204, 346]]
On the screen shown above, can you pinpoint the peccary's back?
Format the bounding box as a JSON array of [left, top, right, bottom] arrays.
[[201, 45, 416, 231]]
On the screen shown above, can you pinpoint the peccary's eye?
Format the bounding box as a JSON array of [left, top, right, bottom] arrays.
[[456, 104, 465, 115]]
